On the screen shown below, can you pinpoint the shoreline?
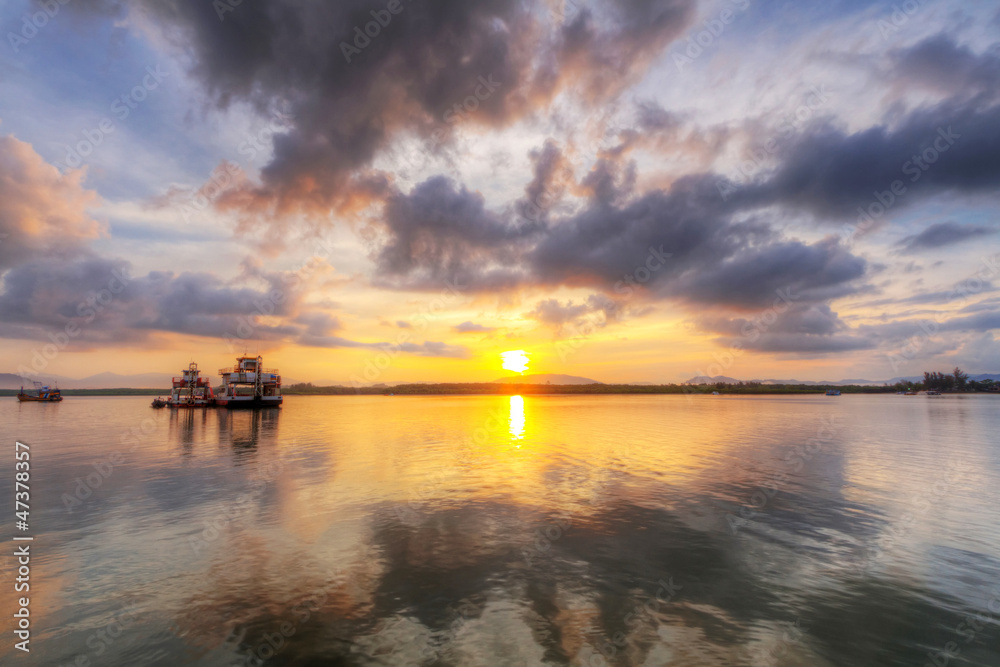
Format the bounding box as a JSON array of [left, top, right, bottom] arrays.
[[3, 384, 994, 397]]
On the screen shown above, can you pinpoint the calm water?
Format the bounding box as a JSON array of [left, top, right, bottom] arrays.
[[2, 394, 999, 666]]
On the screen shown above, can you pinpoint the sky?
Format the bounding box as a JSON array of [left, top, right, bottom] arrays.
[[1, 0, 999, 385]]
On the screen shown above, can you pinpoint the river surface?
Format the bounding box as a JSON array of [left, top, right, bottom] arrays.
[[1, 394, 999, 666]]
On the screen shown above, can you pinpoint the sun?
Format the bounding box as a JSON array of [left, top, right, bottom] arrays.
[[501, 350, 530, 374]]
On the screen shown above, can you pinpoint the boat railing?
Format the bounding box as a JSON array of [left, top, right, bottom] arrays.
[[219, 368, 280, 376]]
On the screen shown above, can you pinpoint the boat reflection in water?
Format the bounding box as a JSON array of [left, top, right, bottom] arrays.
[[217, 407, 281, 454]]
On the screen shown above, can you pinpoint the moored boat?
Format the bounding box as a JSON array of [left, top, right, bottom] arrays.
[[17, 382, 62, 402], [168, 362, 215, 407], [215, 356, 283, 409], [151, 397, 168, 408], [825, 389, 841, 396]]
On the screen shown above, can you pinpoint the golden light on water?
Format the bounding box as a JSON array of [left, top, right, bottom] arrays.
[[509, 395, 525, 441], [501, 350, 530, 374]]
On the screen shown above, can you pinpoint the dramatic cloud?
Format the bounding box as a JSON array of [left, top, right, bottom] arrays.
[[5, 1, 1000, 379], [699, 304, 876, 354], [735, 100, 1000, 223], [0, 135, 103, 271], [374, 166, 868, 316], [889, 35, 1000, 104], [81, 0, 696, 228], [896, 221, 995, 253], [372, 176, 541, 291], [0, 253, 468, 358]]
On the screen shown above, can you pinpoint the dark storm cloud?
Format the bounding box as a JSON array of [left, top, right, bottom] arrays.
[[372, 176, 542, 290], [518, 139, 573, 222], [889, 35, 1000, 103], [0, 255, 467, 356], [739, 99, 1000, 221], [698, 304, 877, 354], [896, 221, 995, 253], [675, 238, 866, 309], [74, 0, 695, 222], [732, 37, 1000, 223], [0, 255, 300, 343], [736, 333, 877, 354], [373, 168, 869, 314]]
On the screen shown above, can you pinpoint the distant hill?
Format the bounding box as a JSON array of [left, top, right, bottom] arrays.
[[686, 373, 1000, 386], [2, 371, 176, 390], [70, 372, 176, 389], [492, 373, 602, 385]]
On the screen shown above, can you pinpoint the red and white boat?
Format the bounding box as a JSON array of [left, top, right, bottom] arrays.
[[215, 356, 283, 409], [169, 362, 215, 407]]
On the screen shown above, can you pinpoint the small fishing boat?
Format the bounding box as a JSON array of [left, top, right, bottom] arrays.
[[825, 389, 841, 396], [151, 397, 168, 408], [169, 362, 215, 407], [216, 356, 283, 409], [17, 382, 62, 402]]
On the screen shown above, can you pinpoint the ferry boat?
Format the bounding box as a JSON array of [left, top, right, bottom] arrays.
[[216, 356, 283, 409], [169, 362, 215, 407], [17, 382, 62, 402]]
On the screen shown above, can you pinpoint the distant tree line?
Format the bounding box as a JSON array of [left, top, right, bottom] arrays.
[[893, 367, 995, 393], [282, 382, 900, 396]]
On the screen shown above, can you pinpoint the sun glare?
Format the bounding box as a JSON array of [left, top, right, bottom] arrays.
[[501, 350, 530, 374]]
